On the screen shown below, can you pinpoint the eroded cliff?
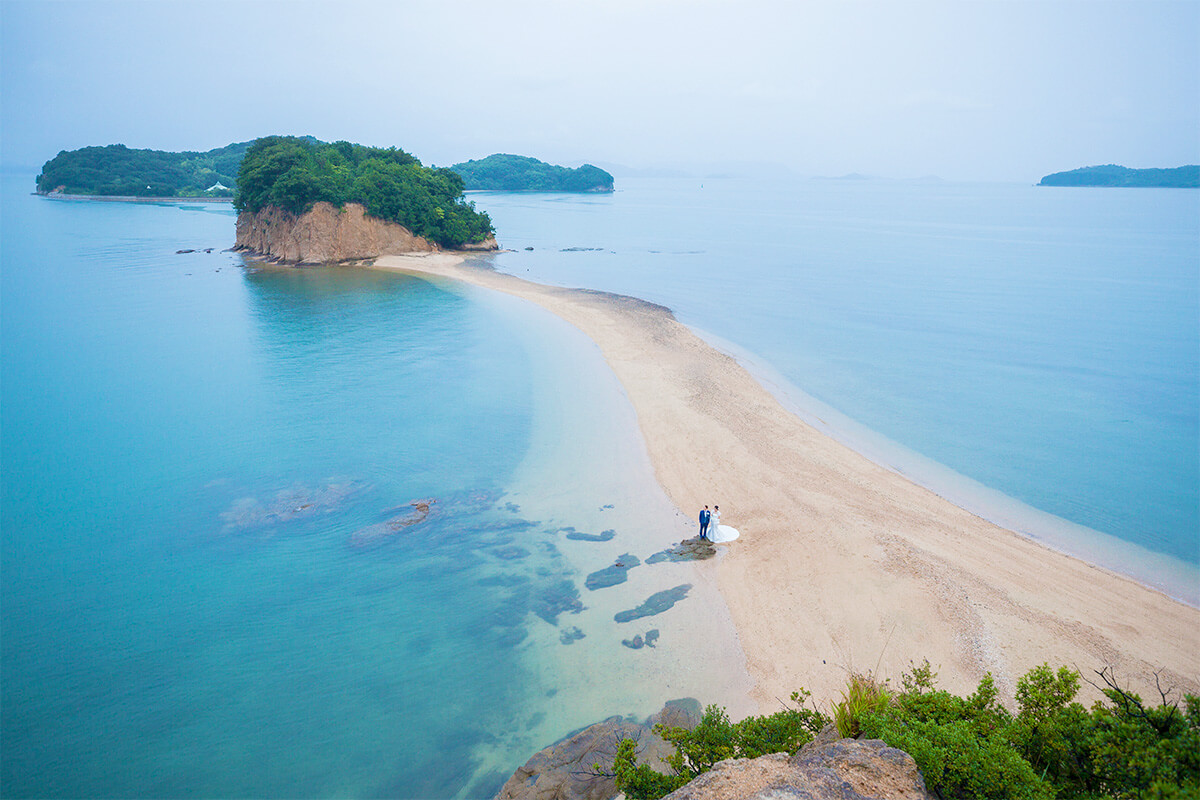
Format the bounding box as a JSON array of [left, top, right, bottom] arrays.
[[234, 201, 497, 264]]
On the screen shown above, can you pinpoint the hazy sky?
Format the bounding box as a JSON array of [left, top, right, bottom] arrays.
[[2, 0, 1197, 181]]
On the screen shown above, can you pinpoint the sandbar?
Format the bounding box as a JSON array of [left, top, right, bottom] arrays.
[[374, 252, 1199, 710]]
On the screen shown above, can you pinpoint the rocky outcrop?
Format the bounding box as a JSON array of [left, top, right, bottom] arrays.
[[493, 699, 700, 800], [662, 728, 934, 800], [233, 201, 498, 264]]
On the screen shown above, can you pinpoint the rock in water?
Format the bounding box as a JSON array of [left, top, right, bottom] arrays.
[[614, 584, 691, 623], [662, 729, 934, 800]]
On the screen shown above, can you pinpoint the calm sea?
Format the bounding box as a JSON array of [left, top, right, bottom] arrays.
[[2, 172, 1196, 798], [471, 177, 1199, 596], [0, 176, 746, 799]]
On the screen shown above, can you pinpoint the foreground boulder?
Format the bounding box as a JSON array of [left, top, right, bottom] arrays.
[[493, 699, 700, 800], [663, 729, 934, 800]]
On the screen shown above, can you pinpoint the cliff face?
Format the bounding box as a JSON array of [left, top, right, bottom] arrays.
[[234, 201, 498, 264]]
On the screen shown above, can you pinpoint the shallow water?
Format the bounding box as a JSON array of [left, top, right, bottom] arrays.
[[472, 177, 1200, 590], [0, 179, 749, 799]]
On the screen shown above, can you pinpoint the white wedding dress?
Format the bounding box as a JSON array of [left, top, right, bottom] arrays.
[[708, 511, 740, 543]]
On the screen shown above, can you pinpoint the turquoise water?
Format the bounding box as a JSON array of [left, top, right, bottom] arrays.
[[1, 178, 750, 799], [4, 173, 1197, 798], [472, 178, 1200, 583]]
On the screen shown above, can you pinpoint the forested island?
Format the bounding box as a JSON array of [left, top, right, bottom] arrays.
[[1038, 164, 1199, 188], [36, 141, 250, 197], [450, 154, 614, 192], [235, 136, 494, 249]]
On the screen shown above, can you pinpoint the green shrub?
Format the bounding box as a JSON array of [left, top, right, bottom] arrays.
[[610, 691, 828, 800], [833, 671, 892, 737], [611, 663, 1199, 800]]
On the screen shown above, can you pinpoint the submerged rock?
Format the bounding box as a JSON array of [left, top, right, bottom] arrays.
[[557, 526, 616, 543], [647, 538, 716, 563], [348, 499, 435, 546], [584, 554, 641, 590], [533, 580, 584, 625], [614, 584, 692, 623], [559, 626, 585, 645], [621, 627, 659, 651], [564, 528, 616, 543], [220, 479, 370, 532], [491, 545, 532, 561]]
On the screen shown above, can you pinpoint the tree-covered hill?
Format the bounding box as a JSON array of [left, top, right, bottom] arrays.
[[450, 154, 614, 192], [36, 141, 252, 197], [235, 136, 493, 248], [1039, 164, 1199, 188]]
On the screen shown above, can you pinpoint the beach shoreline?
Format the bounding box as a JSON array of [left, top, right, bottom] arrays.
[[372, 251, 1199, 712]]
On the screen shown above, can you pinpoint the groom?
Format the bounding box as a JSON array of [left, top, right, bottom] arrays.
[[698, 505, 711, 540]]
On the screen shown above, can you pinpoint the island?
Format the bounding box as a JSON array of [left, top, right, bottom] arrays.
[[232, 136, 496, 261], [1038, 164, 1199, 188], [450, 153, 615, 192], [36, 141, 251, 198]]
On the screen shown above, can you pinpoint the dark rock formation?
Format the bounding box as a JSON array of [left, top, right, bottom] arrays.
[[584, 554, 641, 590], [564, 528, 616, 543], [614, 584, 692, 623], [647, 538, 716, 563], [493, 700, 701, 800]]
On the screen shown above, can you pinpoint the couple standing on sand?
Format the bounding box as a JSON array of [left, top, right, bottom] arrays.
[[699, 504, 740, 543]]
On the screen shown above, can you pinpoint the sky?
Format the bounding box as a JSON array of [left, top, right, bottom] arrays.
[[2, 0, 1197, 182]]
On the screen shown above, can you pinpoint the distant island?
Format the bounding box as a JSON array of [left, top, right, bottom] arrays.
[[450, 154, 614, 192], [1038, 164, 1199, 188], [36, 141, 251, 197]]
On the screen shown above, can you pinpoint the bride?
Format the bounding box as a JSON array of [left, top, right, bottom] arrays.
[[708, 505, 740, 543]]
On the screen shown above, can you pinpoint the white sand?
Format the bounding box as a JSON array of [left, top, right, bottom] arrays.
[[374, 252, 1199, 710]]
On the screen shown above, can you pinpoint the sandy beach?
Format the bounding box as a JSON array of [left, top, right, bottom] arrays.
[[375, 252, 1199, 711]]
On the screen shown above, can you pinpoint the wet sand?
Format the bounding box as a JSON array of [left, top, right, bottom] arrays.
[[374, 252, 1199, 710]]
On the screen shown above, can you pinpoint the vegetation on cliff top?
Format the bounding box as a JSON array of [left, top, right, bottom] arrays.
[[36, 141, 249, 197], [1038, 164, 1199, 188], [612, 662, 1199, 800], [235, 136, 494, 248], [450, 153, 615, 192]]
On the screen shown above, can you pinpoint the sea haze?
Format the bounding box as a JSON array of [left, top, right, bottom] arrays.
[[471, 177, 1200, 590]]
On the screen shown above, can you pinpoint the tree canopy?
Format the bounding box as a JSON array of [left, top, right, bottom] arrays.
[[36, 142, 250, 197], [234, 136, 494, 248], [450, 153, 615, 192]]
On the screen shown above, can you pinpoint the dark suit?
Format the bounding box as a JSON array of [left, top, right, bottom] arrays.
[[699, 509, 711, 539]]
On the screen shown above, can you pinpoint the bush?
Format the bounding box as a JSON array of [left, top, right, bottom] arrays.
[[860, 661, 1199, 800], [610, 691, 828, 800], [833, 671, 892, 737], [610, 663, 1199, 800]]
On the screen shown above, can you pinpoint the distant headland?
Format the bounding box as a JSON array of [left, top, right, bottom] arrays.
[[449, 154, 615, 192], [1038, 164, 1199, 188], [36, 141, 250, 198]]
